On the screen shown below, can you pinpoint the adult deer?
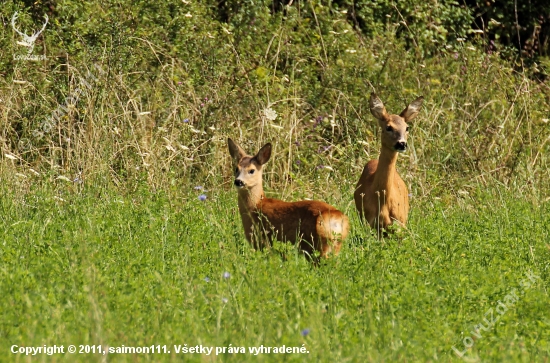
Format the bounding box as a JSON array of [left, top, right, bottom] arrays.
[[354, 93, 423, 237], [228, 138, 349, 259]]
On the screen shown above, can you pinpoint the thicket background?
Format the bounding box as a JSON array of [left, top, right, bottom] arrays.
[[0, 0, 549, 198]]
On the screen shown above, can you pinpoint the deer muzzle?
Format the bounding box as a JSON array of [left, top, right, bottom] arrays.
[[394, 141, 407, 152]]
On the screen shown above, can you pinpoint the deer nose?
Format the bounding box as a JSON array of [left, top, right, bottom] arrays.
[[395, 141, 407, 151], [234, 179, 244, 187]]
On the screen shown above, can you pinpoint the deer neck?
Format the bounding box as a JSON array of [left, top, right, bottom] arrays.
[[373, 146, 398, 198], [237, 184, 266, 213]]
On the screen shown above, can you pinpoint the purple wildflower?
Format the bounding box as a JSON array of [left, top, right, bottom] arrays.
[[301, 328, 310, 337], [183, 118, 189, 123], [177, 81, 182, 85], [204, 277, 210, 282], [318, 144, 332, 153], [312, 116, 323, 129], [295, 160, 301, 165], [453, 52, 459, 59], [316, 165, 324, 170], [223, 272, 230, 279], [198, 194, 207, 201], [194, 186, 203, 190]]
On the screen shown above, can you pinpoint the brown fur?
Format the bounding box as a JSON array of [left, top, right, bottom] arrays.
[[228, 138, 349, 258], [354, 93, 423, 237]]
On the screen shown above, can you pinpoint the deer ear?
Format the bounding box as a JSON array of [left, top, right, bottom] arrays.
[[400, 96, 424, 123], [369, 93, 389, 122], [227, 138, 246, 163], [255, 143, 272, 165]]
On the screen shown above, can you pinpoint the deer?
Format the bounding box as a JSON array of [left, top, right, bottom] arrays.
[[227, 138, 349, 259], [354, 93, 423, 238]]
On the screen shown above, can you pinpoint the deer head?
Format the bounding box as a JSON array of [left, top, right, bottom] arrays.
[[369, 93, 423, 153], [228, 138, 272, 190]]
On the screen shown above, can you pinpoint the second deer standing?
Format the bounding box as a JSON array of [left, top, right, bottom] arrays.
[[354, 93, 423, 237]]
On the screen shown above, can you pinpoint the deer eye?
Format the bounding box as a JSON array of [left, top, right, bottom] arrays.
[[386, 126, 393, 132], [248, 169, 255, 174], [235, 167, 239, 174], [406, 126, 409, 132]]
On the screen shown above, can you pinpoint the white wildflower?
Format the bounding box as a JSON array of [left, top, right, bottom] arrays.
[[264, 107, 278, 121]]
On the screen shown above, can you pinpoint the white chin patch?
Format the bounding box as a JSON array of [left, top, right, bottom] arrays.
[[396, 149, 406, 153]]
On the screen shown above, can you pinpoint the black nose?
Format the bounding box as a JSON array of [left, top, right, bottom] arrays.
[[395, 141, 407, 151], [234, 179, 244, 187]]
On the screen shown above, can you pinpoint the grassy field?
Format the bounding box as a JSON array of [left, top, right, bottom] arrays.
[[1, 177, 548, 362]]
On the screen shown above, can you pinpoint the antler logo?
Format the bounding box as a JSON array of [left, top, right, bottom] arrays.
[[11, 11, 48, 56]]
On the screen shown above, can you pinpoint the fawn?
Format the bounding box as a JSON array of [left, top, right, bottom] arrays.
[[354, 93, 423, 237], [228, 138, 349, 259]]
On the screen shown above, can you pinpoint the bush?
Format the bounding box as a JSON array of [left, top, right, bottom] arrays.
[[1, 0, 549, 196]]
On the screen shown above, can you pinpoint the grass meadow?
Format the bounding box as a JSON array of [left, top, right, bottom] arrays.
[[1, 0, 550, 361], [1, 174, 549, 362]]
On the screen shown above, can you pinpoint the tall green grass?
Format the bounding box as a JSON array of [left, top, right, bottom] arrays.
[[0, 180, 548, 362]]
